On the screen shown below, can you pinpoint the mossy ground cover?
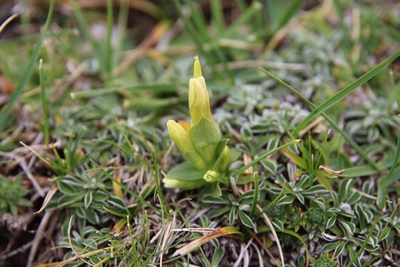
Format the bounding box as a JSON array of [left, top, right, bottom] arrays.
[[0, 1, 399, 266]]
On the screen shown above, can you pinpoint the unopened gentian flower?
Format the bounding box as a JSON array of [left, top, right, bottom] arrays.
[[163, 56, 231, 196]]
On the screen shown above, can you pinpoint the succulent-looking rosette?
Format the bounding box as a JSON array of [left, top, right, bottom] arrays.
[[163, 56, 231, 196]]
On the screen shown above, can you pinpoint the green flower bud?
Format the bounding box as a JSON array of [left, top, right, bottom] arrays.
[[163, 176, 207, 190], [203, 170, 221, 182], [167, 120, 194, 153], [167, 120, 208, 170], [163, 162, 208, 189], [189, 56, 213, 125]]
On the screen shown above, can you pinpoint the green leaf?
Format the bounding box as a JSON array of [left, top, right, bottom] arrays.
[[236, 174, 254, 184], [212, 138, 231, 174], [211, 247, 225, 267], [92, 191, 109, 202], [209, 206, 231, 219], [202, 194, 230, 204], [164, 162, 208, 190], [272, 219, 284, 231], [283, 148, 308, 169], [339, 220, 356, 235], [333, 241, 346, 258], [326, 216, 337, 229], [58, 181, 78, 195], [106, 196, 126, 210], [346, 191, 362, 205], [238, 209, 254, 229], [266, 135, 281, 151], [338, 178, 353, 203], [166, 162, 204, 181], [302, 185, 329, 195], [355, 203, 374, 224], [228, 207, 236, 225], [103, 205, 128, 217], [189, 117, 220, 155], [347, 244, 361, 267], [322, 240, 342, 253], [377, 226, 391, 242], [261, 159, 279, 174], [84, 190, 93, 209], [57, 193, 85, 208], [341, 165, 380, 177], [209, 182, 222, 197], [276, 195, 295, 205], [295, 193, 305, 205]]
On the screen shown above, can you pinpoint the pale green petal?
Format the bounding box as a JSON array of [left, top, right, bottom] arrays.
[[167, 120, 194, 152]]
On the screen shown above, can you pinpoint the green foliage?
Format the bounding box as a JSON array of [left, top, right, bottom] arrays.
[[310, 252, 337, 267], [0, 175, 31, 215], [47, 171, 125, 225]]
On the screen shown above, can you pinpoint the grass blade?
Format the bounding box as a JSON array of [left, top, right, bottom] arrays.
[[249, 171, 259, 218], [0, 0, 55, 129], [294, 49, 400, 133], [232, 139, 300, 178], [259, 68, 379, 170], [377, 128, 400, 209], [39, 59, 49, 145], [105, 0, 113, 76], [210, 0, 224, 33]]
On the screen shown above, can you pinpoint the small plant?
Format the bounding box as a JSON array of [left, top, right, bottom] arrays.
[[310, 252, 337, 267], [0, 175, 31, 216], [58, 222, 114, 267], [163, 56, 231, 197], [46, 170, 126, 225]]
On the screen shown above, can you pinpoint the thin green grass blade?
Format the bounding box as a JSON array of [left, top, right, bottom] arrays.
[[232, 139, 300, 178], [181, 0, 233, 82], [210, 0, 224, 33], [105, 0, 113, 76], [152, 155, 171, 218], [0, 0, 55, 129], [221, 2, 263, 38], [259, 68, 379, 170], [39, 59, 49, 145], [345, 222, 375, 267], [280, 229, 309, 266], [71, 0, 105, 74], [173, 0, 221, 79], [114, 0, 129, 70], [275, 0, 302, 30], [333, 0, 352, 51], [70, 83, 185, 99], [294, 49, 400, 133], [377, 128, 400, 208], [249, 171, 259, 218], [174, 0, 234, 81]]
